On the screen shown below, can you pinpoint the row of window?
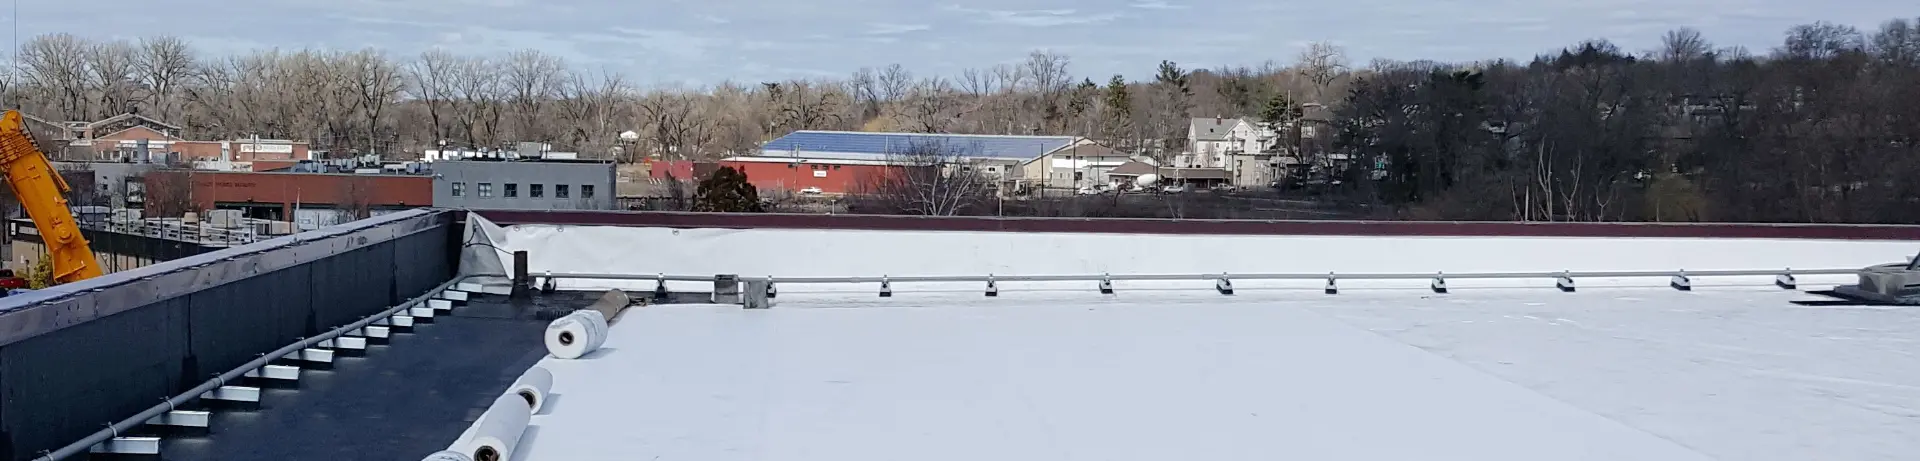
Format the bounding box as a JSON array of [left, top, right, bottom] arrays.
[[450, 182, 596, 200]]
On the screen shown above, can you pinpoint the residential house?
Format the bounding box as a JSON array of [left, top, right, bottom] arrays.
[[1187, 117, 1280, 188]]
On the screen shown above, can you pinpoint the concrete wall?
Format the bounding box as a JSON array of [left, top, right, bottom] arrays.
[[53, 162, 161, 209], [433, 160, 616, 210]]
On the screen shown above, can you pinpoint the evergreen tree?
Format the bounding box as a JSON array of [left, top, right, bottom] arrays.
[[1102, 75, 1133, 148], [693, 167, 765, 213]]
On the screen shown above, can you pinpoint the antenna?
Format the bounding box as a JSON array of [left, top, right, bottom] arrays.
[[10, 0, 17, 110]]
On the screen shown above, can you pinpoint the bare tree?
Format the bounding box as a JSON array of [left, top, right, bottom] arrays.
[[847, 67, 880, 119], [959, 67, 1002, 96], [338, 176, 374, 219], [448, 55, 504, 147], [876, 63, 913, 102], [764, 80, 846, 133], [1296, 41, 1349, 103], [21, 33, 92, 119], [406, 49, 459, 145], [1869, 18, 1920, 66], [133, 36, 194, 121], [141, 169, 197, 218], [637, 90, 715, 160], [87, 40, 141, 119], [346, 49, 404, 157], [856, 142, 993, 215], [1780, 21, 1866, 59], [1022, 50, 1073, 132], [903, 77, 961, 133], [556, 69, 628, 156], [1658, 28, 1714, 62], [503, 49, 566, 141]]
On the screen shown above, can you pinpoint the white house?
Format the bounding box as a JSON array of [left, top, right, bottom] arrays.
[[1187, 117, 1280, 187]]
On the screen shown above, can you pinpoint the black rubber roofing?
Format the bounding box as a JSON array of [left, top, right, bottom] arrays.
[[152, 292, 599, 461]]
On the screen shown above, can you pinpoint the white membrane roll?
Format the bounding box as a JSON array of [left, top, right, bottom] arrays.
[[509, 366, 555, 413], [573, 310, 609, 349], [448, 421, 478, 451], [461, 393, 532, 461], [543, 311, 608, 359], [423, 450, 474, 461]]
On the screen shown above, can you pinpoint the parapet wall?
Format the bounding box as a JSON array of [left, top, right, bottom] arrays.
[[0, 209, 457, 460], [479, 210, 1920, 240], [480, 211, 1919, 292]]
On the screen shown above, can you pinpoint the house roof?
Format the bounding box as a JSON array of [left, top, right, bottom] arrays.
[[95, 125, 184, 142], [1047, 143, 1124, 158], [760, 130, 1078, 161], [88, 112, 182, 132], [1107, 161, 1157, 176], [1190, 118, 1248, 142]]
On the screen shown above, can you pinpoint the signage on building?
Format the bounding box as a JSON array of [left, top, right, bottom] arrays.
[[813, 170, 827, 178], [240, 143, 296, 154]]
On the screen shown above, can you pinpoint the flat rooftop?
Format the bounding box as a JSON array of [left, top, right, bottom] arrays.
[[514, 287, 1918, 461]]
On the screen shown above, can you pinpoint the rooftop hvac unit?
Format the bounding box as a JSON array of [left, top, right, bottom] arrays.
[[206, 209, 243, 228]]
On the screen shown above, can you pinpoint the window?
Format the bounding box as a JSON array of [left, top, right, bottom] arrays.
[[478, 183, 493, 198], [581, 185, 595, 199], [504, 183, 518, 198], [530, 184, 544, 198], [556, 184, 570, 199], [451, 182, 466, 197]]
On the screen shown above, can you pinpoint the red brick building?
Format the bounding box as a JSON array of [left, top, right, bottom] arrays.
[[141, 170, 431, 220], [718, 157, 913, 195], [48, 112, 310, 163]]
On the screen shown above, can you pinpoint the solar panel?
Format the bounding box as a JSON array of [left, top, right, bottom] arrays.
[[760, 131, 1076, 160]]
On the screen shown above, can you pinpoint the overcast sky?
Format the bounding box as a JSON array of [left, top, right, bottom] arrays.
[[10, 0, 1914, 86]]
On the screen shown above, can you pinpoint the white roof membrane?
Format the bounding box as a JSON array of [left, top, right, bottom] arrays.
[[521, 295, 1722, 461], [480, 223, 1920, 461]]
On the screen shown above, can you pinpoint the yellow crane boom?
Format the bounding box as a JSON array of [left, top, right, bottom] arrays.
[[0, 110, 103, 284]]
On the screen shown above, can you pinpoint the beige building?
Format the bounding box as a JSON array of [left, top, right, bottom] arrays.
[[1013, 141, 1134, 191]]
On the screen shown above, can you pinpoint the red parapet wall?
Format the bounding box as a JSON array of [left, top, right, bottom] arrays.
[[474, 210, 1920, 240]]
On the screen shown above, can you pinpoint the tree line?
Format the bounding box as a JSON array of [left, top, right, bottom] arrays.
[[5, 17, 1918, 223]]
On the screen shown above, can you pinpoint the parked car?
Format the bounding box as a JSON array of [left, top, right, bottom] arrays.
[[799, 187, 824, 195]]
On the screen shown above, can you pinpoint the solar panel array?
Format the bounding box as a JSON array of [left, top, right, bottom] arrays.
[[759, 131, 1077, 160]]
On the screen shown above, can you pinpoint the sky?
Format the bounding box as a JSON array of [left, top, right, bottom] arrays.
[[9, 0, 1916, 86]]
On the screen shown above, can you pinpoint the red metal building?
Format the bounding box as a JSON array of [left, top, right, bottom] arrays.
[[718, 157, 908, 195]]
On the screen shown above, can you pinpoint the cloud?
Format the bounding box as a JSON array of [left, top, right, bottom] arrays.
[[942, 5, 1124, 27], [866, 23, 932, 35], [15, 0, 1920, 87], [605, 27, 718, 60], [1128, 1, 1187, 10]]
